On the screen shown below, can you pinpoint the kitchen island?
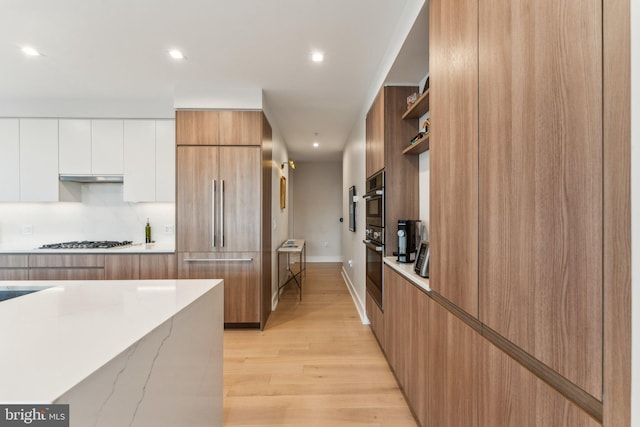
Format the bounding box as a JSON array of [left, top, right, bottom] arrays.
[[0, 279, 223, 426]]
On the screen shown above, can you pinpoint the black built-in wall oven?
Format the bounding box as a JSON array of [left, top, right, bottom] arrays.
[[363, 170, 384, 308]]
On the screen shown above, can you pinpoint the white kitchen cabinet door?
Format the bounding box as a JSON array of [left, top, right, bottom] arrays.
[[123, 120, 155, 202], [19, 119, 59, 202], [59, 119, 91, 174], [0, 119, 20, 201], [155, 120, 175, 202], [91, 120, 123, 174]]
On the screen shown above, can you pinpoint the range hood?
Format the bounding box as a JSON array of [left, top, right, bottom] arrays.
[[59, 175, 124, 183]]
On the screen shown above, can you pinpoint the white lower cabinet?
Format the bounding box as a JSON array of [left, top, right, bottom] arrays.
[[0, 119, 20, 201], [20, 119, 59, 202]]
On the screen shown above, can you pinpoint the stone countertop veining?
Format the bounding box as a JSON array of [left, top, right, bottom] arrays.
[[0, 278, 222, 403], [384, 256, 431, 293]]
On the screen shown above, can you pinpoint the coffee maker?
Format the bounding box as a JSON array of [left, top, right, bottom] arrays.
[[394, 219, 420, 263]]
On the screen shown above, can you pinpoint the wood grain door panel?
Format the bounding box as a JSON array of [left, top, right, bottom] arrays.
[[429, 0, 479, 317], [218, 146, 261, 252], [218, 111, 261, 146], [478, 0, 603, 397], [428, 298, 479, 427], [104, 255, 140, 280], [176, 111, 219, 146], [366, 89, 385, 178], [28, 268, 105, 280], [178, 252, 260, 323], [365, 292, 385, 349], [140, 254, 177, 279], [0, 269, 28, 280], [479, 338, 600, 427], [176, 146, 218, 252]]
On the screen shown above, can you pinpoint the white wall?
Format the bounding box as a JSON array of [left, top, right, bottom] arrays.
[[292, 162, 343, 262], [0, 184, 175, 248], [341, 121, 367, 321], [631, 0, 639, 423], [263, 102, 292, 309]]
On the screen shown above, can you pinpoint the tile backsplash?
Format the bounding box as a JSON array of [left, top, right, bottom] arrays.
[[0, 183, 174, 248]]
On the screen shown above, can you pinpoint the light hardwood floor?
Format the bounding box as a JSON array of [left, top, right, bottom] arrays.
[[224, 263, 417, 427]]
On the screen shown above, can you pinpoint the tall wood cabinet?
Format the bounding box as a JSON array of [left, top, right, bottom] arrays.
[[429, 0, 479, 317], [176, 110, 271, 329], [477, 0, 603, 397], [428, 0, 623, 423]]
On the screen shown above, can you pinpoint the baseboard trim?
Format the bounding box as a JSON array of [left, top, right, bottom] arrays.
[[306, 256, 343, 262], [341, 266, 369, 325]]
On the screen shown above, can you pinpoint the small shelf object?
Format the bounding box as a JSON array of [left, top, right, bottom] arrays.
[[402, 133, 430, 155], [402, 89, 430, 120]]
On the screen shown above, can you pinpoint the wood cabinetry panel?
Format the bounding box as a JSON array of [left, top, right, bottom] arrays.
[[429, 0, 479, 316], [428, 298, 479, 427], [176, 111, 219, 146], [479, 338, 600, 427], [218, 146, 261, 252], [105, 255, 140, 280], [478, 0, 603, 397], [218, 111, 261, 146], [0, 255, 28, 268], [0, 270, 28, 280], [29, 268, 104, 281], [365, 90, 384, 178], [178, 252, 260, 324], [140, 254, 177, 279], [176, 146, 218, 252], [384, 266, 428, 427], [261, 115, 273, 328], [365, 292, 385, 349], [29, 255, 105, 268], [602, 0, 631, 423]]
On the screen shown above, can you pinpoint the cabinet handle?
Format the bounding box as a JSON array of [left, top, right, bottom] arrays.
[[220, 179, 225, 247], [211, 180, 216, 248], [184, 258, 254, 263]]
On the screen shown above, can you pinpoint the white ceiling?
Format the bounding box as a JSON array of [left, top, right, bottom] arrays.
[[0, 1, 428, 162]]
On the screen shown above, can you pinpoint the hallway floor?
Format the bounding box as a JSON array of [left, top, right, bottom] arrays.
[[223, 263, 417, 427]]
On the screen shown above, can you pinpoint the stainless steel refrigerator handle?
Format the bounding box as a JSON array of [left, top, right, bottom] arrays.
[[220, 179, 225, 247], [184, 258, 254, 263], [211, 180, 216, 248]]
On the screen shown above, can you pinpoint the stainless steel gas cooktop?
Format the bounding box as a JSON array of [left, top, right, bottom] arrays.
[[39, 241, 133, 249]]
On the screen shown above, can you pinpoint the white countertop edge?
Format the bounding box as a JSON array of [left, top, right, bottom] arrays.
[[384, 256, 431, 293], [0, 278, 222, 403], [0, 245, 175, 254]]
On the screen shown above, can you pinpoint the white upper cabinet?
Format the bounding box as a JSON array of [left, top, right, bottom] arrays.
[[91, 120, 123, 174], [123, 120, 156, 202], [0, 119, 20, 201], [124, 120, 175, 202], [155, 120, 176, 202], [20, 119, 59, 202], [59, 119, 91, 174]]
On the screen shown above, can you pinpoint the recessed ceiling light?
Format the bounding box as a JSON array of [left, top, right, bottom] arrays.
[[21, 46, 41, 56], [311, 51, 324, 63], [169, 49, 185, 60], [313, 142, 319, 148]]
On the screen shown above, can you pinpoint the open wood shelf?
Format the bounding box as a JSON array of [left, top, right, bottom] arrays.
[[402, 89, 430, 120], [402, 134, 430, 155]]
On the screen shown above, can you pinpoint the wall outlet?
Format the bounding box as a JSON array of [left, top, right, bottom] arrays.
[[164, 225, 174, 234], [323, 241, 329, 248], [348, 259, 353, 267], [21, 224, 33, 236]]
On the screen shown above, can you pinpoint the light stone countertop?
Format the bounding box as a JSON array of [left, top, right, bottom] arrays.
[[384, 256, 431, 293], [0, 278, 222, 403], [0, 242, 175, 254]]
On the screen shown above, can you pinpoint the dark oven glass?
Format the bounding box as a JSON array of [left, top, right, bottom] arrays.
[[365, 241, 383, 308], [365, 195, 383, 228]]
